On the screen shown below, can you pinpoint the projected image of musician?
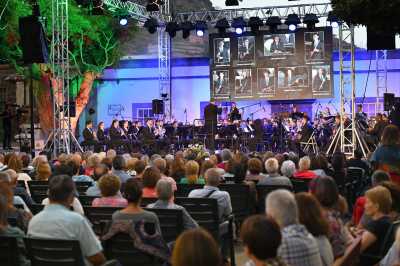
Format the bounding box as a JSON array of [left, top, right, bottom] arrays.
[[257, 68, 275, 95], [264, 34, 295, 56], [212, 70, 229, 97], [214, 38, 230, 65], [278, 67, 309, 89], [238, 36, 255, 64], [235, 69, 252, 97], [305, 31, 324, 62], [312, 65, 331, 93]]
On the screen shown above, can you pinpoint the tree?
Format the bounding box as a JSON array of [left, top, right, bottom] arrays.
[[0, 0, 135, 135]]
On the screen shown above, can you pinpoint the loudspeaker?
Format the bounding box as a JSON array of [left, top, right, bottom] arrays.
[[19, 16, 49, 64], [152, 99, 164, 115], [367, 28, 396, 51], [384, 93, 395, 111]]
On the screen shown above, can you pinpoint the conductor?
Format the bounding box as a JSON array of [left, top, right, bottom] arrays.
[[204, 101, 221, 149]]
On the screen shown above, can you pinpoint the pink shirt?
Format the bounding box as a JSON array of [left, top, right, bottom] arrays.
[[92, 196, 128, 207], [142, 188, 157, 198]]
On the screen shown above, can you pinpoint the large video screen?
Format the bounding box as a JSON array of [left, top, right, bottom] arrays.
[[210, 27, 333, 101]]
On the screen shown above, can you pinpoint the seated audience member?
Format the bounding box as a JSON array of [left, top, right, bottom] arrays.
[[246, 158, 264, 182], [188, 168, 232, 222], [85, 154, 101, 176], [112, 178, 161, 234], [331, 152, 347, 187], [293, 156, 317, 179], [153, 158, 177, 190], [258, 158, 292, 188], [172, 228, 222, 266], [347, 149, 370, 175], [266, 189, 322, 266], [380, 227, 400, 266], [142, 167, 161, 198], [240, 215, 287, 266], [35, 162, 52, 181], [147, 179, 198, 230], [68, 159, 94, 185], [0, 172, 31, 214], [125, 157, 138, 176], [170, 157, 186, 182], [0, 191, 30, 266], [7, 154, 32, 190], [20, 154, 33, 175], [295, 193, 334, 266], [217, 149, 232, 170], [359, 186, 393, 266], [86, 164, 109, 196], [31, 155, 49, 178], [370, 125, 400, 183], [352, 170, 390, 226], [28, 175, 106, 266], [309, 155, 327, 177], [380, 181, 400, 221], [199, 160, 216, 180], [5, 169, 34, 206], [92, 174, 127, 207], [133, 160, 146, 180], [280, 160, 296, 179], [180, 160, 204, 185], [112, 155, 131, 184], [310, 176, 352, 259]]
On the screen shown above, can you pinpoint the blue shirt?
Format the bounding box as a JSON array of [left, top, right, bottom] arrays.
[[112, 169, 132, 183], [27, 204, 102, 266]]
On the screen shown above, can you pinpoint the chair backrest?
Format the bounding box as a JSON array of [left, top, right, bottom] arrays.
[[256, 185, 293, 213], [28, 181, 49, 204], [30, 204, 45, 215], [24, 237, 85, 266], [175, 197, 220, 239], [140, 197, 157, 207], [83, 206, 123, 235], [337, 237, 362, 266], [219, 184, 251, 223], [74, 182, 93, 194], [103, 232, 162, 266], [291, 178, 310, 193], [0, 236, 19, 266], [144, 208, 184, 243], [17, 180, 26, 187], [78, 195, 99, 206], [175, 184, 203, 197], [380, 220, 400, 257]]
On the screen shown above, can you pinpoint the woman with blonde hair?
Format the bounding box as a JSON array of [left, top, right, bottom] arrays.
[[180, 160, 204, 185], [36, 162, 52, 181]]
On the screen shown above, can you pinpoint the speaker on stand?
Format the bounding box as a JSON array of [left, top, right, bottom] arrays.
[[152, 99, 164, 115]]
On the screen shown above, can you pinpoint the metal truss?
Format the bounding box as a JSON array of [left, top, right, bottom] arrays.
[[174, 3, 332, 23], [375, 50, 388, 114], [45, 0, 82, 156], [102, 0, 148, 22]]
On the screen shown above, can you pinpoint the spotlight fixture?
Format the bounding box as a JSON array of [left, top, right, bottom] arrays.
[[180, 21, 194, 39], [327, 11, 340, 28], [119, 16, 128, 26], [144, 17, 159, 34], [303, 13, 319, 29], [225, 0, 239, 6], [215, 18, 230, 34], [285, 14, 301, 31], [265, 16, 282, 32], [248, 17, 263, 33], [232, 17, 246, 35], [195, 21, 208, 37], [166, 21, 179, 38]]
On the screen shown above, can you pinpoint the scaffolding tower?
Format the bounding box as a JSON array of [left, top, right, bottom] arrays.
[[375, 50, 388, 114]]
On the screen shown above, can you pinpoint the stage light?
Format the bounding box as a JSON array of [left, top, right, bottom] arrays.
[[303, 13, 319, 29], [166, 21, 179, 38], [180, 21, 194, 39], [195, 21, 207, 37], [225, 0, 239, 6], [285, 14, 301, 31], [215, 18, 230, 34], [119, 16, 128, 26], [144, 17, 159, 34], [327, 11, 340, 28], [248, 17, 263, 33], [265, 16, 282, 32], [232, 17, 246, 35]]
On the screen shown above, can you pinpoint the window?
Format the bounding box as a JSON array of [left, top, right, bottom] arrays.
[[136, 108, 154, 123]]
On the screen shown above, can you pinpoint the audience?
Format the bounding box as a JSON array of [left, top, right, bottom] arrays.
[[153, 158, 177, 190], [92, 174, 127, 207], [133, 159, 146, 180], [86, 164, 109, 196], [28, 175, 106, 266], [246, 158, 264, 182], [280, 160, 296, 179], [347, 149, 370, 175], [35, 161, 52, 181], [0, 172, 31, 214], [240, 215, 287, 266], [293, 156, 317, 179], [4, 169, 34, 206], [266, 189, 322, 266], [172, 228, 221, 266], [147, 179, 198, 230], [111, 155, 131, 184], [258, 158, 292, 188], [142, 167, 161, 198], [180, 160, 204, 184], [331, 152, 347, 187]]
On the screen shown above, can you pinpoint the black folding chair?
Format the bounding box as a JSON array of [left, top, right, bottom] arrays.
[[0, 236, 19, 266], [74, 181, 93, 194], [256, 185, 293, 213], [30, 204, 45, 215], [145, 208, 184, 243], [219, 184, 252, 224], [78, 195, 99, 206], [84, 206, 123, 236], [140, 197, 158, 207], [175, 184, 203, 197], [291, 179, 310, 193], [28, 181, 49, 204]]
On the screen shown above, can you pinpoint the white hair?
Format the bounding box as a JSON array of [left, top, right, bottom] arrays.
[[281, 160, 296, 178], [266, 189, 298, 227], [265, 158, 279, 174], [299, 156, 311, 171], [156, 179, 173, 201]]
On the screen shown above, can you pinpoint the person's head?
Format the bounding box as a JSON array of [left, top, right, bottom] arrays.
[[87, 154, 101, 168], [98, 174, 121, 197], [20, 154, 31, 168], [36, 162, 52, 181], [310, 176, 339, 209], [185, 160, 200, 184], [0, 180, 13, 209], [295, 193, 330, 237], [248, 158, 262, 175], [298, 156, 311, 171], [200, 160, 215, 177], [172, 228, 221, 266], [381, 125, 400, 146], [204, 168, 221, 187], [364, 186, 392, 217], [331, 152, 346, 172], [266, 189, 298, 227], [0, 172, 10, 184], [156, 179, 173, 201], [93, 164, 109, 181], [111, 119, 119, 128], [123, 178, 143, 204], [371, 170, 390, 187], [274, 35, 280, 42], [153, 158, 167, 175], [380, 181, 400, 213], [281, 160, 296, 178], [48, 175, 75, 205], [113, 155, 126, 171], [265, 158, 279, 175], [146, 119, 153, 128], [142, 167, 161, 189], [3, 169, 17, 187], [221, 149, 232, 162], [318, 68, 326, 76], [240, 215, 282, 262], [106, 149, 117, 160], [86, 120, 93, 128], [133, 160, 146, 176], [7, 154, 22, 173], [98, 121, 104, 130], [66, 159, 80, 176], [357, 104, 363, 112]]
